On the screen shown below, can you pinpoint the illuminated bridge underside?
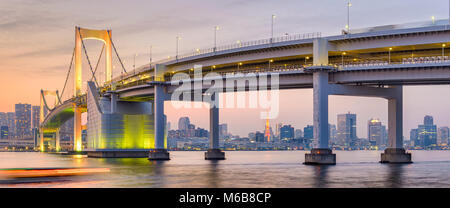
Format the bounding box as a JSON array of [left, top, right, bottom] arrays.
[[41, 102, 85, 133]]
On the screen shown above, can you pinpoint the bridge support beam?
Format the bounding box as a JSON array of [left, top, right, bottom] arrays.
[[205, 93, 225, 160], [74, 105, 82, 152], [39, 127, 44, 152], [381, 86, 412, 163], [304, 69, 335, 165], [149, 84, 170, 160], [55, 128, 61, 152]]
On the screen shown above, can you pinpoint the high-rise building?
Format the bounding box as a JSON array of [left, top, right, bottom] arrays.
[[329, 124, 337, 144], [219, 123, 228, 139], [275, 123, 283, 140], [15, 103, 32, 139], [417, 115, 437, 147], [32, 106, 40, 129], [295, 129, 303, 139], [178, 117, 190, 131], [367, 118, 383, 146], [255, 131, 265, 143], [438, 126, 449, 145], [303, 125, 314, 140], [280, 125, 294, 141], [0, 113, 7, 127], [410, 128, 419, 147], [337, 112, 357, 147], [6, 112, 15, 138], [0, 126, 8, 139]]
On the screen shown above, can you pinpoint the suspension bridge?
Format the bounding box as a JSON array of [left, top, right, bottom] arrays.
[[40, 20, 450, 163]]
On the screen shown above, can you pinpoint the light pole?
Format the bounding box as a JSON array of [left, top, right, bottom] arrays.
[[342, 52, 346, 66], [388, 47, 392, 64], [271, 14, 276, 43], [432, 16, 436, 24], [346, 1, 352, 33], [269, 59, 273, 71], [305, 56, 309, 65], [176, 36, 181, 61], [442, 44, 446, 60], [214, 26, 219, 52], [149, 45, 152, 69], [133, 53, 137, 72]]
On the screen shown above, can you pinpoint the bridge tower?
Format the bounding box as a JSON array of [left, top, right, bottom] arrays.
[[73, 26, 113, 152], [39, 90, 59, 152]]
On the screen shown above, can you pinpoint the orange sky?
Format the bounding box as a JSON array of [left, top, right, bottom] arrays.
[[2, 0, 450, 137]]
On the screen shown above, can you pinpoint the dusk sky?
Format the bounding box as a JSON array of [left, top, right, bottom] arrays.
[[1, 0, 450, 138]]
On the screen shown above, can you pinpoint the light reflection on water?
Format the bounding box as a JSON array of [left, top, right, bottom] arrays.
[[0, 150, 449, 188]]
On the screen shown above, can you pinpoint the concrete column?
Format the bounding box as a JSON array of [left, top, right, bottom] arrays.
[[313, 71, 329, 149], [313, 38, 329, 66], [73, 105, 82, 152], [149, 84, 170, 160], [304, 69, 335, 165], [205, 93, 225, 160], [110, 93, 118, 114], [55, 128, 61, 152], [381, 86, 411, 163]]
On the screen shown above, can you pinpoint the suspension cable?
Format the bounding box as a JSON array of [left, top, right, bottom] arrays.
[[92, 44, 105, 82], [59, 47, 75, 104], [107, 30, 127, 74], [77, 27, 100, 87]]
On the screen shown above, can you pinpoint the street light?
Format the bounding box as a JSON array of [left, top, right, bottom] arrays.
[[214, 26, 219, 52], [237, 40, 242, 47], [388, 47, 393, 64], [133, 53, 138, 71], [342, 52, 346, 66], [271, 14, 276, 43], [442, 44, 446, 60], [269, 59, 274, 71], [346, 1, 352, 32], [149, 45, 152, 69], [176, 36, 181, 60], [432, 16, 436, 24], [305, 56, 310, 65]]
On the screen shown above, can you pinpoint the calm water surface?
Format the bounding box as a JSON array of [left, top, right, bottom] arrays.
[[0, 151, 449, 188]]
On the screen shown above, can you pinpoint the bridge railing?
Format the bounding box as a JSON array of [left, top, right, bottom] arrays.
[[338, 55, 450, 69], [155, 32, 321, 64]]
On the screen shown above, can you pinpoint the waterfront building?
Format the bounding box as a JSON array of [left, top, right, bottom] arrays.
[[178, 117, 190, 131], [15, 103, 31, 139], [337, 112, 357, 148], [438, 126, 449, 145]]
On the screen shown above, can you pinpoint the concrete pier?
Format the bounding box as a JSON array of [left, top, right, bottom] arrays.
[[205, 93, 225, 160], [148, 149, 170, 160], [205, 149, 225, 160], [304, 148, 336, 165], [380, 148, 412, 163], [149, 83, 170, 160]]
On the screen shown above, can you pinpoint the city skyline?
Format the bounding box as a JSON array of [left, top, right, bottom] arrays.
[[2, 0, 450, 138]]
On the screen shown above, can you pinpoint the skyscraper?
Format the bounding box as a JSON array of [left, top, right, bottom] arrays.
[[6, 112, 15, 138], [417, 115, 437, 147], [329, 124, 337, 144], [337, 112, 357, 147], [32, 106, 40, 129], [15, 103, 31, 139], [438, 126, 449, 145], [367, 118, 383, 146], [280, 125, 294, 141], [0, 126, 8, 139], [178, 117, 190, 131], [219, 123, 228, 139]]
